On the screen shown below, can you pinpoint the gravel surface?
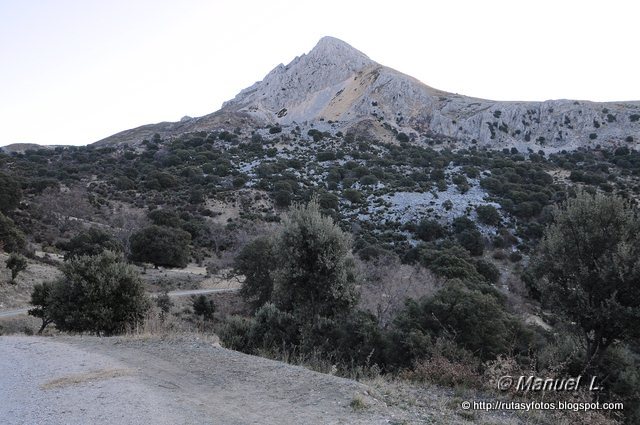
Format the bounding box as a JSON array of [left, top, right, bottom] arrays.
[[0, 336, 402, 425]]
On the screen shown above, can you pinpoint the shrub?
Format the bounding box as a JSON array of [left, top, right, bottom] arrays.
[[148, 209, 181, 228], [415, 219, 446, 242], [316, 151, 336, 161], [394, 281, 523, 361], [274, 190, 292, 207], [452, 216, 477, 234], [217, 315, 253, 351], [343, 189, 362, 203], [456, 229, 484, 256], [476, 205, 501, 226], [30, 251, 150, 335], [0, 173, 22, 213], [248, 303, 299, 352], [61, 228, 123, 260], [418, 245, 484, 282], [396, 132, 410, 143], [0, 212, 26, 253], [192, 295, 216, 321], [130, 225, 191, 268], [359, 175, 379, 186], [474, 259, 500, 284]]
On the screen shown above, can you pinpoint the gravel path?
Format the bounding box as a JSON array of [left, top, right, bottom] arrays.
[[0, 336, 402, 425], [0, 336, 198, 424]]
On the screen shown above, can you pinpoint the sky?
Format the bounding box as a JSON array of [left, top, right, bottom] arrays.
[[1, 0, 638, 146]]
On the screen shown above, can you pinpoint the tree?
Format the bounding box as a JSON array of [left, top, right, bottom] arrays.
[[5, 253, 27, 283], [0, 212, 26, 253], [0, 172, 22, 213], [129, 225, 191, 268], [31, 251, 150, 335], [61, 228, 123, 260], [272, 199, 358, 319], [235, 236, 276, 311], [531, 191, 640, 370], [28, 282, 54, 333]]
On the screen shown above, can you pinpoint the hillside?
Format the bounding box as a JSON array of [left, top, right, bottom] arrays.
[[95, 36, 640, 152]]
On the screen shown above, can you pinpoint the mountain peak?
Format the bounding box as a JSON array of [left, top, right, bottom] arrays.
[[308, 36, 370, 63]]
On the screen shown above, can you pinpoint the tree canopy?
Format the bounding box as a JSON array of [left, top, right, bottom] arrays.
[[129, 225, 191, 268], [531, 191, 640, 368]]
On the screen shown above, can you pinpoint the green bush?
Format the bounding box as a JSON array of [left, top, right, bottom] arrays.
[[29, 252, 150, 335], [0, 212, 26, 253], [148, 209, 182, 228], [0, 172, 22, 213], [456, 229, 484, 256], [130, 225, 191, 268], [415, 219, 446, 242], [393, 281, 524, 361], [218, 315, 253, 351], [248, 303, 299, 352], [418, 245, 485, 282], [343, 189, 362, 203], [476, 205, 501, 226], [474, 259, 500, 284], [61, 228, 123, 260], [192, 295, 216, 321]]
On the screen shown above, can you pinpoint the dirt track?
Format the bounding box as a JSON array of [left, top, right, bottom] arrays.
[[0, 336, 401, 425]]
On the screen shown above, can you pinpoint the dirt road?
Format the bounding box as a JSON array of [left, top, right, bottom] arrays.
[[0, 336, 402, 425]]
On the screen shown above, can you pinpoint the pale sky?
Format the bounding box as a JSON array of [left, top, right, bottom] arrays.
[[1, 0, 638, 146]]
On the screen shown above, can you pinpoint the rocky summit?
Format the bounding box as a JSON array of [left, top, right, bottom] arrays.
[[95, 36, 640, 152]]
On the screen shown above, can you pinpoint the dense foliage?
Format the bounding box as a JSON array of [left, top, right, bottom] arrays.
[[29, 251, 150, 335]]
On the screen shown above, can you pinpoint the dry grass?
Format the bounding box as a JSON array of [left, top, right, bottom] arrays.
[[0, 314, 40, 335], [41, 368, 133, 389]]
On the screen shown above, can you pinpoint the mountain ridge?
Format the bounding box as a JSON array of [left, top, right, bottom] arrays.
[[74, 37, 640, 151]]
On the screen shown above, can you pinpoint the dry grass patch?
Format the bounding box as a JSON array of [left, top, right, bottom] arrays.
[[41, 368, 133, 389]]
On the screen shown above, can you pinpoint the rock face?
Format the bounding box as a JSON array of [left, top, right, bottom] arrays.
[[97, 36, 640, 151], [222, 36, 640, 151]]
